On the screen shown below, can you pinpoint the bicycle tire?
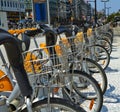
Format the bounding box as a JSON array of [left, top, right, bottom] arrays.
[[97, 38, 112, 54], [89, 44, 110, 70], [100, 32, 113, 44], [64, 70, 103, 112], [108, 29, 114, 38], [72, 57, 107, 94], [21, 97, 85, 112], [83, 58, 108, 94]]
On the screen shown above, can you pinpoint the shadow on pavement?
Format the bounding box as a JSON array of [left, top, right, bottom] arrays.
[[104, 84, 120, 103], [105, 67, 118, 73], [101, 105, 108, 112], [111, 49, 117, 52], [110, 56, 119, 60]]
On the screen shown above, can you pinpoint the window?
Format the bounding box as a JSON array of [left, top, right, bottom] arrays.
[[4, 1, 6, 7], [7, 1, 9, 7], [1, 0, 3, 6], [15, 2, 17, 8], [13, 2, 15, 7], [21, 4, 24, 8], [10, 2, 12, 7]]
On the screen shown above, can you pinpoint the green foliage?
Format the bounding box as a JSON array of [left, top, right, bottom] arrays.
[[107, 12, 120, 22]]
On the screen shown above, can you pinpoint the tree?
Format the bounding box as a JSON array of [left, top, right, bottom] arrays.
[[107, 12, 120, 23]]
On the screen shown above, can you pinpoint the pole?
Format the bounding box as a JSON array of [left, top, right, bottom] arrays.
[[31, 0, 35, 21], [47, 0, 50, 26], [107, 8, 109, 16], [104, 2, 106, 18], [106, 7, 111, 17], [19, 0, 21, 20], [101, 0, 109, 18], [94, 0, 97, 24]]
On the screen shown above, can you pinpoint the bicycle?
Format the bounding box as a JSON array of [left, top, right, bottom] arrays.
[[82, 29, 111, 70], [87, 27, 112, 55], [0, 28, 86, 112], [95, 24, 113, 45]]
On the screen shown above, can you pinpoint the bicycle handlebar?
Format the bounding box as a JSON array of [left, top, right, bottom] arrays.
[[0, 28, 32, 97]]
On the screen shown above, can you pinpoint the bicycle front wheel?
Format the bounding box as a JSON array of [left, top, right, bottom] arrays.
[[68, 70, 103, 112], [97, 38, 112, 54], [83, 58, 108, 94], [89, 44, 110, 70], [21, 98, 85, 112]]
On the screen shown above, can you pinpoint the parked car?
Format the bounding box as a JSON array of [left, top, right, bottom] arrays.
[[114, 16, 120, 22], [113, 16, 120, 27]]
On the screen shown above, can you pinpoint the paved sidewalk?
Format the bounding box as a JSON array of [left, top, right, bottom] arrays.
[[101, 31, 120, 112]]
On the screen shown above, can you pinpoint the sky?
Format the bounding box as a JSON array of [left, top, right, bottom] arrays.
[[87, 0, 120, 14]]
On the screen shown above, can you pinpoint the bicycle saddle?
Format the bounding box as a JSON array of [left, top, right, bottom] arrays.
[[24, 28, 43, 37], [0, 28, 32, 97], [43, 29, 57, 46]]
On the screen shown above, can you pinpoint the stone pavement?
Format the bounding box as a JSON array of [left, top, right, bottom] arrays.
[[101, 27, 120, 112]]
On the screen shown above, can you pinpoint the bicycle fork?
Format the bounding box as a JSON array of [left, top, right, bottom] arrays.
[[25, 97, 33, 112]]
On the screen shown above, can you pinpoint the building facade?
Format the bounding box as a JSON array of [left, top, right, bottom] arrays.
[[0, 0, 25, 21], [24, 0, 32, 18], [0, 0, 93, 29], [24, 0, 89, 24], [49, 0, 58, 24], [0, 0, 25, 29]]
